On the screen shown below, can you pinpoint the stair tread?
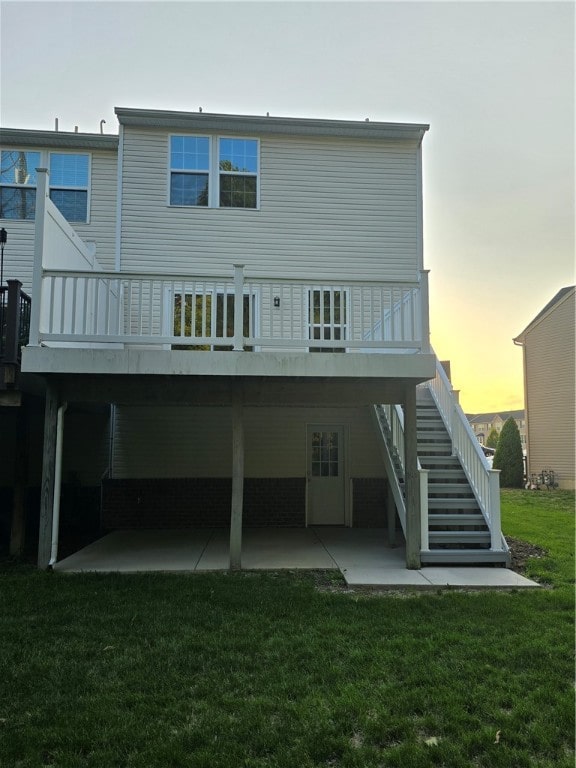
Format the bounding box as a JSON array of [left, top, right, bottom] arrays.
[[429, 531, 491, 542], [429, 513, 486, 524]]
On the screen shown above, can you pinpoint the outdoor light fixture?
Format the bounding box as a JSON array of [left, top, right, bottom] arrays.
[[274, 296, 280, 308]]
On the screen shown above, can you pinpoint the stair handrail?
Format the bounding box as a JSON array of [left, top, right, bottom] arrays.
[[371, 405, 407, 537], [424, 355, 508, 552], [387, 403, 429, 550], [372, 404, 429, 548]]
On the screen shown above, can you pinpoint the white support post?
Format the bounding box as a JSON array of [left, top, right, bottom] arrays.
[[451, 400, 458, 455], [29, 168, 49, 346], [233, 264, 245, 351], [49, 402, 68, 567], [419, 269, 430, 354], [229, 386, 244, 569], [488, 469, 503, 550], [404, 386, 421, 569], [37, 384, 58, 569], [419, 468, 429, 550], [387, 481, 396, 548]]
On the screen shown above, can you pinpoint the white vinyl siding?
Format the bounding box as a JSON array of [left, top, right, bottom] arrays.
[[0, 148, 117, 294], [120, 129, 420, 282], [524, 291, 575, 488], [111, 405, 386, 479]]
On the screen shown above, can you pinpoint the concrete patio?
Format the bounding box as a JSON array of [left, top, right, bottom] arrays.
[[53, 528, 539, 589]]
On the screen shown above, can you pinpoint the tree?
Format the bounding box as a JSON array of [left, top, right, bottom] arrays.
[[486, 428, 500, 449], [493, 417, 524, 487]]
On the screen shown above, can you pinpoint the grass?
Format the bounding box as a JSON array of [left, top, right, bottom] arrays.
[[0, 491, 573, 767]]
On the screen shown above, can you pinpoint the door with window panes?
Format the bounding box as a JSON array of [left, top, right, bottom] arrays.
[[307, 425, 346, 524]]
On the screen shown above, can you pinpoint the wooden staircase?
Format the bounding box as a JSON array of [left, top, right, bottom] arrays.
[[416, 390, 508, 563], [375, 392, 509, 565]]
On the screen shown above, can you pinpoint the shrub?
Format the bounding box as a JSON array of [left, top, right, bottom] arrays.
[[493, 417, 524, 487], [486, 428, 500, 449]]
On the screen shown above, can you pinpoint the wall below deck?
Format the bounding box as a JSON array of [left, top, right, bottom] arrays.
[[111, 404, 386, 478], [104, 405, 390, 529]]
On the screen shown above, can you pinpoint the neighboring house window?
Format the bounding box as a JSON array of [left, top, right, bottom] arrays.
[[169, 136, 210, 206], [309, 288, 348, 353], [49, 153, 90, 222], [0, 150, 40, 220], [219, 138, 258, 208], [169, 136, 259, 209]]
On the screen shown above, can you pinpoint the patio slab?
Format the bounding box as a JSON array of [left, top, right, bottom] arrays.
[[194, 528, 337, 570], [53, 528, 540, 589], [54, 530, 213, 573]]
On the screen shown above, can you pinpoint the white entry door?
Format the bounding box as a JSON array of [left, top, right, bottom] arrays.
[[307, 425, 346, 525]]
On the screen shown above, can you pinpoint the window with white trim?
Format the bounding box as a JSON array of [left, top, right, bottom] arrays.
[[169, 136, 210, 206], [219, 138, 258, 208], [0, 149, 90, 222], [169, 136, 259, 209], [173, 290, 254, 350], [0, 150, 40, 220], [49, 153, 90, 222], [308, 288, 348, 353]]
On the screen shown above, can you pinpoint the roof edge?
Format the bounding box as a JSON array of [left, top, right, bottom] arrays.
[[513, 285, 575, 344], [0, 128, 119, 150], [115, 108, 429, 141]]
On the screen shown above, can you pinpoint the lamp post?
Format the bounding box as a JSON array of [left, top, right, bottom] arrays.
[[0, 228, 6, 287]]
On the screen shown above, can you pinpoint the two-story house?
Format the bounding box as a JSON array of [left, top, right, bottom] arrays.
[[514, 286, 575, 490], [467, 411, 526, 448], [0, 108, 509, 571]]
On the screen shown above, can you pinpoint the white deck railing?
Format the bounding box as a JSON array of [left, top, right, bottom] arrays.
[[425, 356, 507, 552], [32, 264, 431, 353]]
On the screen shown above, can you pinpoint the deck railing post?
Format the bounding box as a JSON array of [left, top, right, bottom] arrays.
[[419, 269, 431, 354], [233, 264, 245, 351], [29, 168, 49, 347], [488, 469, 502, 550], [4, 280, 22, 365], [419, 468, 429, 550]]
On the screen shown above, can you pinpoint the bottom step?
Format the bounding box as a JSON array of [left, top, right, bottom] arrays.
[[421, 548, 511, 565]]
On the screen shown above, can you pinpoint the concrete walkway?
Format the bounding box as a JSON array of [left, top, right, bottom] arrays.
[[54, 528, 540, 589]]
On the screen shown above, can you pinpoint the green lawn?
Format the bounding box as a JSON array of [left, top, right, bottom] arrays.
[[0, 490, 573, 768]]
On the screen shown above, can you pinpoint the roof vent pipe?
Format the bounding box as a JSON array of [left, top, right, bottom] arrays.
[[74, 126, 78, 133], [54, 118, 59, 132], [100, 119, 106, 134]]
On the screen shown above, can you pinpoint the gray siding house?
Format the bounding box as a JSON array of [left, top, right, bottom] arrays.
[[0, 108, 509, 569]]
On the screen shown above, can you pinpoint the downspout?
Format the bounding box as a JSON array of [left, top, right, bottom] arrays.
[[49, 402, 68, 567], [114, 124, 124, 272]]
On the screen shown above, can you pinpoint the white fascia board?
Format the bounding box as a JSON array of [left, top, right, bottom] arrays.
[[0, 128, 118, 151], [115, 108, 429, 143]]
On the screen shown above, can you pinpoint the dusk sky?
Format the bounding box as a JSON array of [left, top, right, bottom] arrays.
[[1, 0, 574, 413]]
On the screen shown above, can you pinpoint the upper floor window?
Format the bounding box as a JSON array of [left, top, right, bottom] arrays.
[[169, 136, 259, 209], [219, 139, 258, 208], [49, 153, 90, 222], [0, 149, 90, 222], [170, 136, 210, 207], [0, 150, 40, 220]]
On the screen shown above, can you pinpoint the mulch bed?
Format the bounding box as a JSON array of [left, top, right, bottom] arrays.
[[505, 536, 548, 575]]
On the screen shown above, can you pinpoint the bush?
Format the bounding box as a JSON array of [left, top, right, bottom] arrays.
[[486, 428, 500, 449], [493, 417, 524, 487]]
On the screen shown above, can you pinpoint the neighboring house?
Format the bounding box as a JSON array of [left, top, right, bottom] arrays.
[[467, 411, 526, 448], [513, 286, 576, 490], [0, 108, 509, 569]]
